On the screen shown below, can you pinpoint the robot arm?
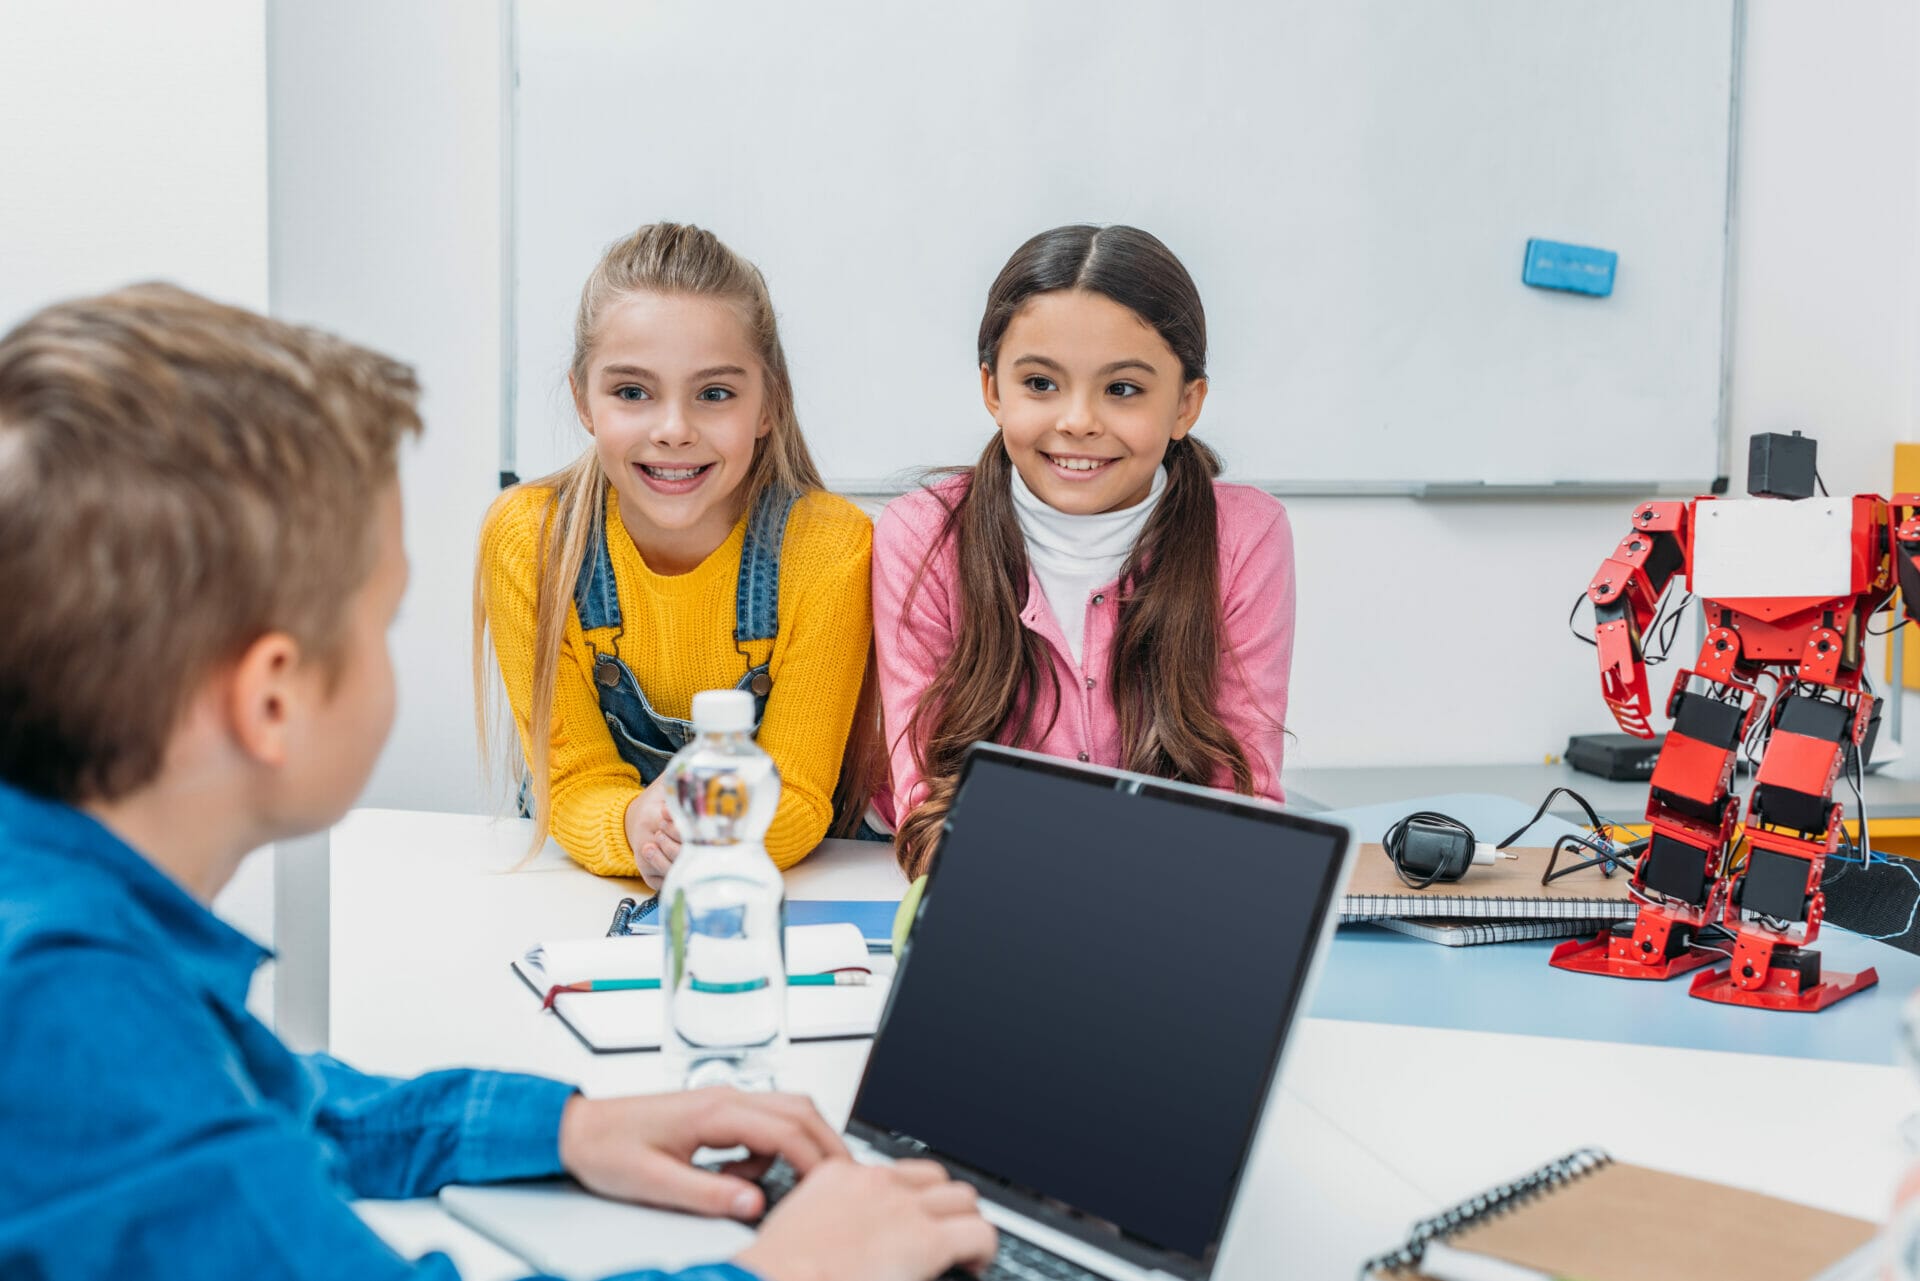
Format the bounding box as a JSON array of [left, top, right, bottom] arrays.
[[1588, 501, 1690, 737]]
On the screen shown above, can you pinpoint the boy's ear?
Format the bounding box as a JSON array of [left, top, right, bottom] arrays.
[[568, 372, 595, 437], [980, 364, 1001, 421], [1171, 377, 1208, 441], [225, 631, 305, 768]]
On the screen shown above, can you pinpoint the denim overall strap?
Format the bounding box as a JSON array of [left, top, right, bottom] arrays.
[[736, 487, 798, 644], [558, 494, 795, 790], [565, 510, 684, 786], [572, 511, 622, 632], [733, 487, 798, 703]]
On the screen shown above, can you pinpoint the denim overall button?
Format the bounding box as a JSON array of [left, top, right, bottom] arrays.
[[594, 658, 619, 688], [748, 670, 772, 697]]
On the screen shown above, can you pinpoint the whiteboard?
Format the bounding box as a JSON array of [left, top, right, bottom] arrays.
[[510, 0, 1736, 491]]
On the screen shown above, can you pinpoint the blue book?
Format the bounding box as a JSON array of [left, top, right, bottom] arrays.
[[785, 899, 900, 950], [616, 896, 900, 951]]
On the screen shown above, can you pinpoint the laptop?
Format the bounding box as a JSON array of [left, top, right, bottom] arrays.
[[442, 744, 1355, 1281]]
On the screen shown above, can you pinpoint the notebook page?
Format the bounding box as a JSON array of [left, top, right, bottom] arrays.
[[1441, 1161, 1876, 1281]]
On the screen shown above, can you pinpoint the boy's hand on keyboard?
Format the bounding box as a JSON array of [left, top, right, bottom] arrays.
[[734, 1158, 998, 1281], [558, 1087, 846, 1220]]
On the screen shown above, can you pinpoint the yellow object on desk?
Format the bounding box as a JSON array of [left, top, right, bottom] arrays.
[[892, 874, 927, 956]]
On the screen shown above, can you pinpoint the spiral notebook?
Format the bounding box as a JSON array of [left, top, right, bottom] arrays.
[[1342, 844, 1636, 922], [1373, 917, 1596, 947], [1362, 1148, 1877, 1281]]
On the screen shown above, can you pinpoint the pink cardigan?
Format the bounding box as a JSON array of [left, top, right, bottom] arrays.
[[871, 473, 1296, 826]]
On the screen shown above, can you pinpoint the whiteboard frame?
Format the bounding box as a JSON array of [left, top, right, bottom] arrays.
[[497, 1, 1745, 501]]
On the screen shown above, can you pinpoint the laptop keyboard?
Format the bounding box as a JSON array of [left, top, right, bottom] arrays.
[[756, 1159, 1105, 1281]]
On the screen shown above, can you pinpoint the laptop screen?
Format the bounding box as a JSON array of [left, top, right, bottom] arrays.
[[848, 748, 1349, 1269]]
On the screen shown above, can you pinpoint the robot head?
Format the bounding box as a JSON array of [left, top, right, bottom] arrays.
[[1747, 431, 1818, 500]]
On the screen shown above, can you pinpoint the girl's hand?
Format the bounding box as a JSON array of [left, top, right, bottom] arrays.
[[624, 782, 682, 886]]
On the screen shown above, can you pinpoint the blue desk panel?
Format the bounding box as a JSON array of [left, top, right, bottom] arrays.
[[1305, 794, 1919, 1066]]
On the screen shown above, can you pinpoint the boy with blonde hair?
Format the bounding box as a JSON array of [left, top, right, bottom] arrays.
[[0, 285, 992, 1281]]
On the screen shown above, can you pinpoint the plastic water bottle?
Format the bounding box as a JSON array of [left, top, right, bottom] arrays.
[[658, 689, 786, 1090]]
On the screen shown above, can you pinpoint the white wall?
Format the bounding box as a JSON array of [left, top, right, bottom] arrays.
[[267, 0, 507, 814], [0, 0, 273, 965], [0, 0, 268, 327], [266, 1, 1920, 810], [1726, 0, 1919, 499], [1284, 0, 1920, 772]]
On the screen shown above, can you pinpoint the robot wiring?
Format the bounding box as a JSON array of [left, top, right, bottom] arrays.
[[1867, 598, 1914, 635], [1566, 587, 1694, 667]]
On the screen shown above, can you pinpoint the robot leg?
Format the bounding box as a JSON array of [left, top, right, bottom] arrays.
[[1691, 692, 1879, 1012]]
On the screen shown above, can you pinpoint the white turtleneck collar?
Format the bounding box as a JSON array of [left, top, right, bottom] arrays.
[[1009, 462, 1167, 666]]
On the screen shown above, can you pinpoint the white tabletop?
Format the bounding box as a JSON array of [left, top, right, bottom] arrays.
[[326, 808, 1910, 1278]]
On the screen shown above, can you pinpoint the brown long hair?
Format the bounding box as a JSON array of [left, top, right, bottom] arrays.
[[894, 225, 1255, 875], [473, 223, 882, 852]]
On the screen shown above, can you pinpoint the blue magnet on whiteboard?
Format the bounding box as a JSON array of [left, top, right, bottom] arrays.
[[1522, 239, 1617, 297]]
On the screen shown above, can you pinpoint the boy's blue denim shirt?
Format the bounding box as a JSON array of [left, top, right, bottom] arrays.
[[0, 780, 758, 1281]]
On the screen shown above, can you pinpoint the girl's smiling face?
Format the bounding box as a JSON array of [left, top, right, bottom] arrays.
[[572, 292, 770, 573], [983, 289, 1208, 516]]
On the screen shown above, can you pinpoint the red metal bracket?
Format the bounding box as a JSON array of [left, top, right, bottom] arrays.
[[1690, 963, 1877, 1012]]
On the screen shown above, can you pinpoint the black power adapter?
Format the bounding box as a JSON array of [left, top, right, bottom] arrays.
[[1382, 812, 1513, 889]]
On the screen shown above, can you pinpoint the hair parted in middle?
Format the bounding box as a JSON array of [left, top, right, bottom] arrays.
[[473, 222, 880, 850], [893, 224, 1257, 876]]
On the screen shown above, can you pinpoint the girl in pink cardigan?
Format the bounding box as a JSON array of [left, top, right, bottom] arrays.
[[873, 224, 1297, 877]]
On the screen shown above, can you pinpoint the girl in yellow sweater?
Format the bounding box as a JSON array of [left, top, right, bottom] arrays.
[[475, 224, 877, 881]]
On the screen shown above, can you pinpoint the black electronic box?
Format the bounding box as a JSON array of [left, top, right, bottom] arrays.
[[1565, 732, 1665, 781]]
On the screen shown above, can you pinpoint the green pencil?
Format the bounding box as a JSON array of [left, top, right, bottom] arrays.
[[542, 972, 868, 1009]]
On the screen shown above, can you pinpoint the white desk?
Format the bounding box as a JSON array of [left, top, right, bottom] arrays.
[[326, 809, 1909, 1278]]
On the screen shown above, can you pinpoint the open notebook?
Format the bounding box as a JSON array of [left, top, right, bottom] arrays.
[[1363, 1148, 1878, 1281], [514, 924, 891, 1053], [1343, 844, 1637, 922]]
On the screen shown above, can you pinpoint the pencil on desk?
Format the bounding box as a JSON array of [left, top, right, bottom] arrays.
[[541, 971, 869, 1009]]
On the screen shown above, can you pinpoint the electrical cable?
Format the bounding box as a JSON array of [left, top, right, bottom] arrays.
[[1541, 831, 1641, 885], [1383, 789, 1637, 894], [1567, 591, 1597, 647], [1493, 786, 1608, 849], [1643, 591, 1692, 667], [1824, 850, 1920, 943], [1867, 596, 1912, 636]]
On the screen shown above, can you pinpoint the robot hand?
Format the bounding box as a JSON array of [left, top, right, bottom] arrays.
[[1596, 623, 1655, 737], [1587, 502, 1688, 740]]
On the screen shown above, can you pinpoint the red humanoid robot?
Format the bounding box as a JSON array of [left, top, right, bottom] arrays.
[[1554, 431, 1920, 1012]]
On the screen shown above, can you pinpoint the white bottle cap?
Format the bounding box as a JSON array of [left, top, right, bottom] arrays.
[[691, 688, 755, 733]]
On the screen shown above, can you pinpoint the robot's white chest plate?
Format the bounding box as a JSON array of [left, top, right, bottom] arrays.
[[1690, 497, 1854, 600]]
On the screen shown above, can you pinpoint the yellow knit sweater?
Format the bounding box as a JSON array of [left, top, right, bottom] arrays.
[[481, 484, 873, 876]]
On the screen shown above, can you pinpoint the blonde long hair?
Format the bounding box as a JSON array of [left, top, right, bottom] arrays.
[[473, 223, 878, 853]]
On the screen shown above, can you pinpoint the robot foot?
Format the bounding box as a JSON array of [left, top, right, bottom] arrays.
[[1549, 922, 1723, 982], [1689, 953, 1878, 1013]]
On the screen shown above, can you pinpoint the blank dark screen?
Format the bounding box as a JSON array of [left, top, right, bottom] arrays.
[[852, 755, 1344, 1260]]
